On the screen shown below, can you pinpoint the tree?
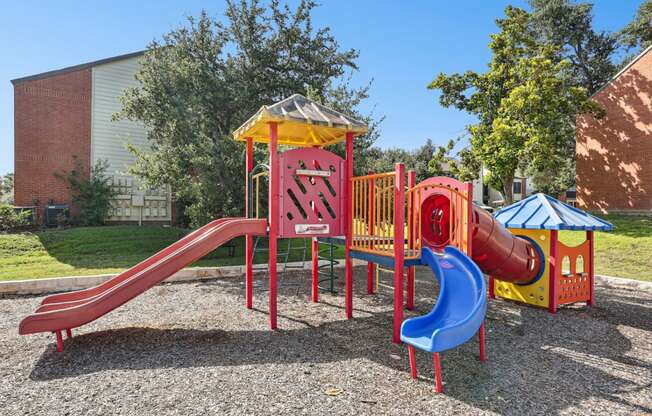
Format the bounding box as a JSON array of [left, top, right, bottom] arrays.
[[117, 1, 378, 226], [370, 147, 415, 175], [307, 79, 384, 177], [412, 139, 438, 182], [427, 136, 481, 183], [529, 0, 618, 94], [58, 159, 117, 226], [620, 0, 652, 51], [0, 173, 14, 205], [428, 6, 602, 204]]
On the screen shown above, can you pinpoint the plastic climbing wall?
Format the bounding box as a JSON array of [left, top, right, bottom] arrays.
[[278, 148, 345, 238]]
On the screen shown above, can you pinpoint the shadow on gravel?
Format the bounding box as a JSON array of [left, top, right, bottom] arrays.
[[27, 268, 652, 415]]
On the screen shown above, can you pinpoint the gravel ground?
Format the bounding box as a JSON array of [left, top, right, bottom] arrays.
[[1, 266, 651, 415]]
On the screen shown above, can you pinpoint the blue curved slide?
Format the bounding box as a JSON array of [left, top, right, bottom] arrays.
[[400, 246, 487, 353]]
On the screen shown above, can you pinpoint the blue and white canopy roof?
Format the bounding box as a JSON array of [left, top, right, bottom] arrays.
[[494, 193, 613, 231]]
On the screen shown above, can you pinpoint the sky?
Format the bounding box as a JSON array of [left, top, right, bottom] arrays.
[[0, 0, 642, 175]]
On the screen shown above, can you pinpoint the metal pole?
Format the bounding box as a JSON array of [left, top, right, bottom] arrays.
[[393, 163, 405, 343], [549, 230, 558, 314], [311, 237, 319, 302], [245, 137, 254, 309], [344, 132, 354, 319], [268, 124, 279, 329], [406, 170, 416, 310]]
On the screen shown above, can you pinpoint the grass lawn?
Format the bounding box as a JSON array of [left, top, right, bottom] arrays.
[[0, 214, 648, 281], [559, 214, 652, 281], [0, 226, 345, 281]]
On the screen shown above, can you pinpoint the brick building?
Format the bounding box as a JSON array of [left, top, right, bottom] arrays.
[[12, 51, 172, 224], [576, 45, 652, 214]]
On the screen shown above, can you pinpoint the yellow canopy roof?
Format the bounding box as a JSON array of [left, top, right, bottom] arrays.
[[232, 94, 368, 147]]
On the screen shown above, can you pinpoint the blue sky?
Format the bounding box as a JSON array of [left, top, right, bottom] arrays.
[[0, 0, 641, 175]]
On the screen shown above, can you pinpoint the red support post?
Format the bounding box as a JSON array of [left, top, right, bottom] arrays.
[[55, 331, 63, 352], [393, 163, 405, 343], [66, 328, 72, 339], [366, 263, 374, 294], [587, 230, 595, 307], [367, 171, 375, 294], [245, 137, 254, 309], [311, 237, 319, 302], [406, 170, 416, 310], [408, 345, 417, 379], [479, 322, 486, 362], [488, 276, 495, 299], [549, 230, 559, 314], [465, 181, 473, 256], [268, 123, 279, 329], [433, 352, 443, 393], [344, 132, 354, 319]]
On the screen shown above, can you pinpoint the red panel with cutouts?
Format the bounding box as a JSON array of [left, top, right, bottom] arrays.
[[556, 240, 591, 305], [278, 148, 345, 238]]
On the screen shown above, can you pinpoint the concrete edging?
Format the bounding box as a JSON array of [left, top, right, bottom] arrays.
[[0, 262, 648, 296], [594, 274, 652, 291], [0, 259, 365, 296]]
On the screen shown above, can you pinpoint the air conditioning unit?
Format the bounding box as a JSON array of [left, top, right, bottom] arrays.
[[45, 204, 69, 227]]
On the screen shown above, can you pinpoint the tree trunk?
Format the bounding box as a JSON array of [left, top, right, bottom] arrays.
[[502, 177, 514, 206]]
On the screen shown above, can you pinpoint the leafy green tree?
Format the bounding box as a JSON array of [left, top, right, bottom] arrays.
[[0, 205, 30, 232], [0, 173, 14, 204], [428, 6, 602, 204], [528, 0, 618, 94], [58, 159, 117, 226], [307, 80, 384, 177], [117, 1, 378, 226], [370, 148, 414, 176], [620, 0, 652, 50], [411, 139, 438, 182], [427, 136, 481, 183]]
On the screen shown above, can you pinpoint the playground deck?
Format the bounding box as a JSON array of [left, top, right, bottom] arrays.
[[2, 267, 650, 415]]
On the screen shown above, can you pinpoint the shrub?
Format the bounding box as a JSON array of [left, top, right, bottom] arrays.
[[58, 159, 117, 226], [0, 205, 30, 232]]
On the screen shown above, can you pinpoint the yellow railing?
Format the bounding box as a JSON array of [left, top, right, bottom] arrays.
[[351, 173, 472, 261], [406, 180, 472, 256], [351, 172, 397, 257], [252, 171, 268, 219]]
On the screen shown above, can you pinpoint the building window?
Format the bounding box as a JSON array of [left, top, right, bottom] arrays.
[[513, 181, 522, 195]]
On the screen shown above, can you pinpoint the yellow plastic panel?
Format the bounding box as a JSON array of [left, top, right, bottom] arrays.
[[494, 229, 551, 308], [234, 117, 355, 147]]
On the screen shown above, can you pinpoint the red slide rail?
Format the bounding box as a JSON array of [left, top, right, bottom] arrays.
[[37, 218, 237, 311], [19, 218, 267, 337]]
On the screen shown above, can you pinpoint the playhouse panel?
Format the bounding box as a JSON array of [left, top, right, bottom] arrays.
[[493, 228, 551, 309], [556, 239, 591, 305]]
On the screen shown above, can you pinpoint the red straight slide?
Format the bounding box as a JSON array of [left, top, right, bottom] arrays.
[[19, 218, 267, 336]]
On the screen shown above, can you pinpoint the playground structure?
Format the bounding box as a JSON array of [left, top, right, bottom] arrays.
[[18, 94, 612, 394], [490, 194, 612, 313]]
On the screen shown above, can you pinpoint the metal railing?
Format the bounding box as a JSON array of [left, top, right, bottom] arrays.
[[350, 171, 397, 257]]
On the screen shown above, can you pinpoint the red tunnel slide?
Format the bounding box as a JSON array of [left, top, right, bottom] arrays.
[[19, 218, 267, 335], [421, 194, 542, 284]]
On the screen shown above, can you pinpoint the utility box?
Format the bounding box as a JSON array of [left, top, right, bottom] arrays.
[[45, 204, 69, 227], [131, 194, 144, 207]]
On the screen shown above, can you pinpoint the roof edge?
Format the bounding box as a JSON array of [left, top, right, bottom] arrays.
[[11, 50, 146, 85], [591, 44, 652, 98]]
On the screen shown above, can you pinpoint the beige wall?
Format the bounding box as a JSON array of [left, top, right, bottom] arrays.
[[91, 57, 171, 223]]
